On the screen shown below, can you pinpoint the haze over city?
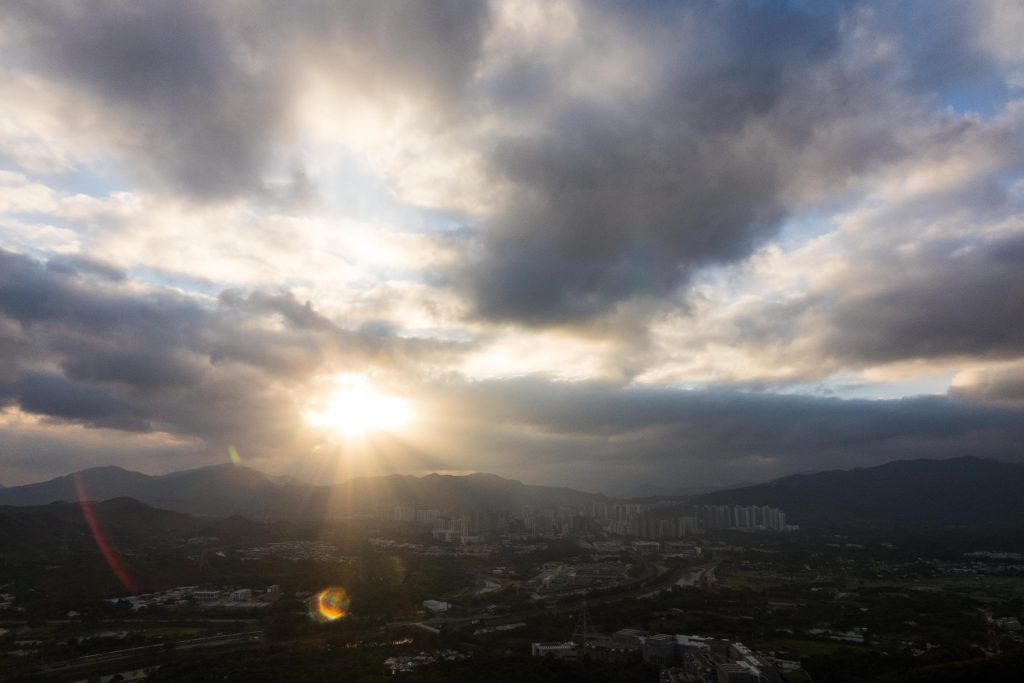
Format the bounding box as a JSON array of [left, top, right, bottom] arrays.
[[2, 0, 1024, 497]]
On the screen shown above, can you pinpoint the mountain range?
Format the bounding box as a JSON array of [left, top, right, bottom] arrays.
[[0, 464, 606, 520], [1, 456, 1022, 528], [695, 456, 1024, 528]]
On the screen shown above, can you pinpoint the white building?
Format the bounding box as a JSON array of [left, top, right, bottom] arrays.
[[191, 590, 220, 602], [423, 599, 450, 613]]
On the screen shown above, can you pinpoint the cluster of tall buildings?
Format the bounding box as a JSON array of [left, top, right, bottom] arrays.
[[605, 513, 700, 540], [380, 506, 510, 540], [381, 505, 441, 525], [596, 503, 788, 539], [431, 515, 473, 541], [378, 500, 788, 542], [698, 505, 787, 531]]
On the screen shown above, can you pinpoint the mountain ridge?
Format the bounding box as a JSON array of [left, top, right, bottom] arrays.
[[3, 456, 1023, 527], [0, 464, 608, 519], [696, 456, 1024, 528]]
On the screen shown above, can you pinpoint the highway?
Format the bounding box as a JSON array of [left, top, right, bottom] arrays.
[[33, 631, 265, 680]]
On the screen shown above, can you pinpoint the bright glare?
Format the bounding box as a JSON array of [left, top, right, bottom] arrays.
[[305, 374, 415, 436]]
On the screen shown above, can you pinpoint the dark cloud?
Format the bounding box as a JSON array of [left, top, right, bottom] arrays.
[[13, 371, 149, 431], [826, 233, 1024, 363], [218, 289, 335, 332], [463, 1, 993, 326], [0, 249, 204, 338], [45, 254, 126, 281], [466, 6, 819, 322], [293, 0, 491, 105], [880, 1, 1000, 94], [440, 377, 1010, 447], [712, 222, 1024, 380], [471, 105, 787, 323], [59, 342, 202, 391], [951, 362, 1024, 405], [6, 0, 286, 199], [426, 377, 1024, 491]]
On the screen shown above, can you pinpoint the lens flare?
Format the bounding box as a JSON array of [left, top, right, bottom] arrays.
[[75, 472, 138, 594], [309, 586, 351, 623]]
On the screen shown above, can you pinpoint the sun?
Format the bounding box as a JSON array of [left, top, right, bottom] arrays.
[[305, 374, 415, 436]]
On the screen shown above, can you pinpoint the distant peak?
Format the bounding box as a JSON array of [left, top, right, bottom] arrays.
[[67, 465, 146, 481], [96, 496, 151, 508], [78, 465, 132, 474], [465, 472, 512, 481], [162, 462, 269, 479]]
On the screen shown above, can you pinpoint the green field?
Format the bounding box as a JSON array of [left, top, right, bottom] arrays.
[[715, 569, 810, 591]]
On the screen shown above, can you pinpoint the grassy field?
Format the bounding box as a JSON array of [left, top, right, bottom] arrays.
[[936, 576, 1024, 602], [855, 576, 1024, 602], [715, 569, 812, 591], [720, 564, 1024, 604]]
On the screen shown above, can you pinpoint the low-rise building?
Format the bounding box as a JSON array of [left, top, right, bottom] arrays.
[[192, 590, 221, 602], [531, 642, 578, 659], [643, 633, 677, 666], [717, 661, 763, 683], [423, 599, 450, 613]]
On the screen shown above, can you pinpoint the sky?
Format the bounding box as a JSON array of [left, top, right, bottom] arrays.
[[1, 0, 1023, 495]]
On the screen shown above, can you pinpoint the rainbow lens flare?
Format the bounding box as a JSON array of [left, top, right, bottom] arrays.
[[75, 472, 138, 594], [309, 586, 350, 623]]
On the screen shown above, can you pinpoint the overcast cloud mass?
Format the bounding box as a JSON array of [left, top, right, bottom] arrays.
[[1, 0, 1023, 494]]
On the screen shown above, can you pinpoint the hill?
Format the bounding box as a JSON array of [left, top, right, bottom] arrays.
[[0, 465, 607, 520], [0, 464, 285, 518], [0, 497, 292, 597], [8, 457, 1019, 528], [697, 456, 1024, 528], [0, 498, 196, 563]]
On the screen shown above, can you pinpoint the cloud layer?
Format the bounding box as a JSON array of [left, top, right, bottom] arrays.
[[1, 0, 1023, 490]]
